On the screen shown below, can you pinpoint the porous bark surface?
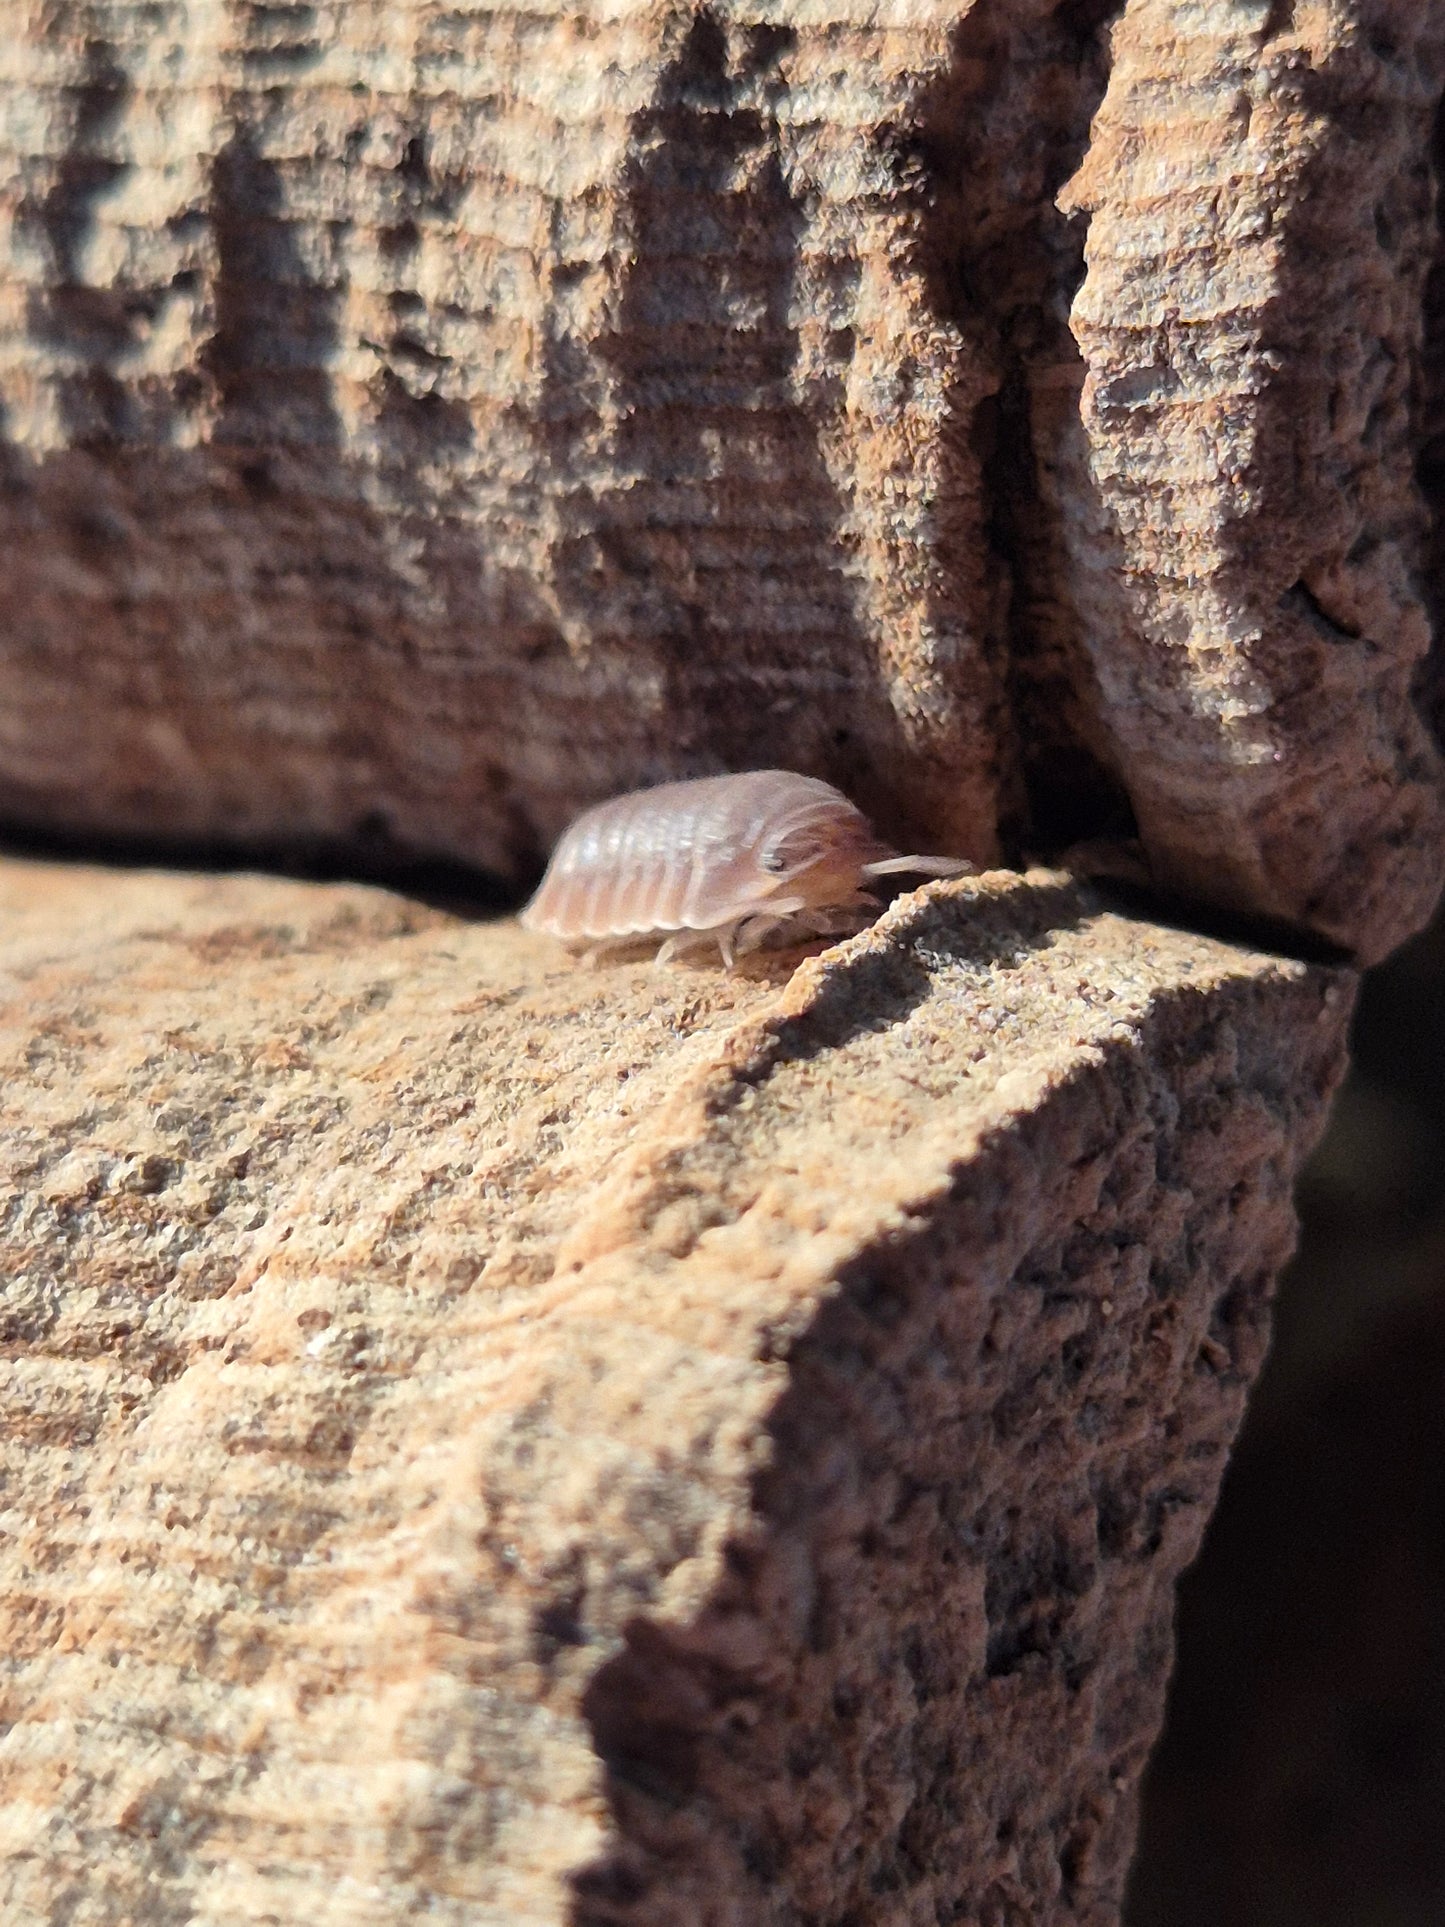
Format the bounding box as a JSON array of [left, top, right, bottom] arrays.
[[0, 1, 1433, 1917], [0, 860, 1350, 1923], [0, 0, 1442, 957]]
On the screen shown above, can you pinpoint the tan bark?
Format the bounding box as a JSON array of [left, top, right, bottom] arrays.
[[0, 0, 1441, 957], [0, 860, 1349, 1922]]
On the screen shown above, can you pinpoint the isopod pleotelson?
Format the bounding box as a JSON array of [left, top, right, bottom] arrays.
[[520, 769, 972, 965]]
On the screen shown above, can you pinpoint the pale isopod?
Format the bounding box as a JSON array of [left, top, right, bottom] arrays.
[[520, 769, 972, 965]]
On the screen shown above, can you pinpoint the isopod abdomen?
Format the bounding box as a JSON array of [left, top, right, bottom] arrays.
[[520, 769, 971, 964]]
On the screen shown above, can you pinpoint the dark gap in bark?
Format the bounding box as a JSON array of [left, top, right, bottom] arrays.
[[907, 0, 1137, 861], [0, 814, 524, 922]]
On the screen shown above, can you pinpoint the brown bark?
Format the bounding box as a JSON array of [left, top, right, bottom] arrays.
[[0, 0, 1441, 957]]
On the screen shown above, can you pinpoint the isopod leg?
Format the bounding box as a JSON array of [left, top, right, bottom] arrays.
[[733, 905, 870, 956], [652, 924, 737, 969], [733, 916, 783, 957]]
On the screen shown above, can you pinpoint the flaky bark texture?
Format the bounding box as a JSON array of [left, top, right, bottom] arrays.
[[0, 0, 1442, 957], [0, 4, 1432, 1918], [0, 862, 1349, 1923]]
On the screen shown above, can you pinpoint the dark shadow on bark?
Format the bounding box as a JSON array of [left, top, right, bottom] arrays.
[[0, 814, 523, 920], [13, 14, 138, 443], [567, 935, 1345, 1924], [205, 116, 345, 449]]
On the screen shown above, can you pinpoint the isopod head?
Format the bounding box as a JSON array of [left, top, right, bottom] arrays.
[[752, 784, 896, 910]]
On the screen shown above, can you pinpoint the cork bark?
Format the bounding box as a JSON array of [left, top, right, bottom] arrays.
[[0, 0, 1442, 958], [0, 2, 1434, 1918], [0, 860, 1349, 1923]]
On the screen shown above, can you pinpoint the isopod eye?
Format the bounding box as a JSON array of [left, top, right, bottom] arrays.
[[762, 847, 788, 874]]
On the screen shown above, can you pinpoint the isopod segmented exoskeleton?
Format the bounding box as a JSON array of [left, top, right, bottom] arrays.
[[520, 769, 972, 965]]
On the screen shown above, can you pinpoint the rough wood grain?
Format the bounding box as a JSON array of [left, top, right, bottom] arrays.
[[0, 0, 1441, 958], [0, 861, 1350, 1922], [1056, 0, 1445, 956]]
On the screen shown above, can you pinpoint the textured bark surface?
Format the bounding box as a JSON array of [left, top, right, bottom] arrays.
[[1054, 0, 1445, 952], [0, 0, 1442, 957], [0, 860, 1349, 1923]]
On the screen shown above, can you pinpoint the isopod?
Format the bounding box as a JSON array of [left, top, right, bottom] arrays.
[[520, 769, 972, 965]]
